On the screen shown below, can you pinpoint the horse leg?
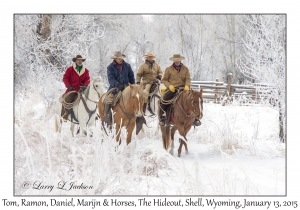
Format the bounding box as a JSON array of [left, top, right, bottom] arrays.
[[183, 139, 189, 155], [87, 118, 95, 137], [59, 119, 62, 133], [157, 124, 172, 153], [160, 126, 168, 150], [70, 123, 75, 137], [170, 126, 177, 156], [79, 121, 87, 136], [178, 138, 184, 157], [126, 121, 135, 145], [55, 115, 62, 133], [177, 125, 189, 156]]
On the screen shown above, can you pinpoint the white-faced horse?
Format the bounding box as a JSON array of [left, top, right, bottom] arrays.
[[54, 77, 105, 137]]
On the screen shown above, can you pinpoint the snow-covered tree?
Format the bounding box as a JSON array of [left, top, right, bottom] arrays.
[[239, 14, 286, 142], [14, 15, 105, 107]]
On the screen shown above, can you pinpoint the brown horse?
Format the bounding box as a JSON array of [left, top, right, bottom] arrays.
[[160, 89, 203, 157], [98, 84, 144, 145]]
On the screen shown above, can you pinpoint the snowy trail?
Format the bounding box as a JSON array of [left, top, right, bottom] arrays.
[[14, 97, 285, 195]]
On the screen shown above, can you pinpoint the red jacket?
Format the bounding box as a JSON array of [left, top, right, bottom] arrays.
[[63, 64, 90, 92]]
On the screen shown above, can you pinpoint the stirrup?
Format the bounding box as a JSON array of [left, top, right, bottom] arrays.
[[62, 113, 68, 122], [159, 117, 166, 126], [193, 119, 201, 126]]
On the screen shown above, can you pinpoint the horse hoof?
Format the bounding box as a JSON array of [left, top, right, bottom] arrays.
[[186, 151, 189, 155], [169, 150, 174, 156]]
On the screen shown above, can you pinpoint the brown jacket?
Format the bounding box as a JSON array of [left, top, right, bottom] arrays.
[[136, 61, 163, 84], [162, 64, 191, 89]]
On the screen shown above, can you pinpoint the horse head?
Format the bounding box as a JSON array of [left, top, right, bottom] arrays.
[[191, 89, 203, 120], [90, 76, 105, 98], [128, 83, 144, 117]]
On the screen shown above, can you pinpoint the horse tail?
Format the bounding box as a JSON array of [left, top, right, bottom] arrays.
[[54, 115, 59, 132]]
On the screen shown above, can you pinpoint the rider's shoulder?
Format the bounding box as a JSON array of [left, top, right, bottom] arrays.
[[107, 62, 114, 69]]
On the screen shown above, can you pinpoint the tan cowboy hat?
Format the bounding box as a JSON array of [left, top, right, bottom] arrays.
[[111, 51, 126, 59], [169, 54, 185, 61], [143, 52, 156, 58], [72, 55, 86, 62]]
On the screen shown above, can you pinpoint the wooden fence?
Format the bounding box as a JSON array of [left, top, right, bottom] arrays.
[[190, 73, 275, 105]]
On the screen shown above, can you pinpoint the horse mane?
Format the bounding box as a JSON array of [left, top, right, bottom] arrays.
[[83, 77, 105, 98], [122, 84, 139, 104], [83, 84, 90, 98]]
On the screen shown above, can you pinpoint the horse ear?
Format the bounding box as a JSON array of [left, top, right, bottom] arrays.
[[139, 82, 143, 87], [200, 89, 203, 95], [128, 83, 133, 89]]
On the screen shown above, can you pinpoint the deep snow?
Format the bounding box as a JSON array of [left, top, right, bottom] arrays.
[[14, 93, 285, 195]]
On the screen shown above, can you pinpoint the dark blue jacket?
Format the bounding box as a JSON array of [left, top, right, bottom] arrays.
[[107, 61, 135, 90]]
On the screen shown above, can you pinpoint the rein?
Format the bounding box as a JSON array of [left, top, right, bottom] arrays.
[[176, 91, 195, 121], [69, 83, 101, 125]]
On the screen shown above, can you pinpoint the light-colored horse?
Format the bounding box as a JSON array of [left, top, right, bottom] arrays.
[[134, 82, 165, 135], [54, 77, 105, 137], [143, 82, 165, 117], [98, 84, 144, 145]]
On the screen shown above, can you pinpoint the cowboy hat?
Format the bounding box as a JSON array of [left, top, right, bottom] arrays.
[[169, 54, 185, 61], [111, 51, 126, 59], [72, 55, 86, 62], [142, 52, 156, 58]]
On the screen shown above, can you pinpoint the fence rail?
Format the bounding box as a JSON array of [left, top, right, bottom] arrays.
[[190, 74, 275, 105]]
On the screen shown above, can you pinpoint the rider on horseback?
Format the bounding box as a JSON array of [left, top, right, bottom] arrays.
[[62, 55, 90, 121], [103, 51, 135, 126], [136, 52, 163, 113], [159, 54, 201, 126]]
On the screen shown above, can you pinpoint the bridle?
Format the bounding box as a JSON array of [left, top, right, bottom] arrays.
[[75, 81, 102, 125], [86, 81, 101, 103], [177, 91, 195, 120]]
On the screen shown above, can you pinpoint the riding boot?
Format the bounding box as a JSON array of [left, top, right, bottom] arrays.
[[142, 103, 147, 114], [104, 103, 112, 127], [159, 105, 167, 126], [193, 119, 201, 126]]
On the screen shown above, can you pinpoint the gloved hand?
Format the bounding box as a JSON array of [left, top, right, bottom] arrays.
[[160, 87, 166, 94], [80, 85, 87, 92], [169, 85, 175, 92], [68, 86, 74, 91], [156, 75, 162, 80], [184, 85, 189, 92], [117, 84, 125, 91]]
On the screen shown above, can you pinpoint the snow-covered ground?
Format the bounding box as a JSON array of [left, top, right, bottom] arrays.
[[14, 93, 285, 195]]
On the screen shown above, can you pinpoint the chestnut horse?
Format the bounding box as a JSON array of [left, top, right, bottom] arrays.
[[160, 89, 203, 157], [98, 84, 144, 145]]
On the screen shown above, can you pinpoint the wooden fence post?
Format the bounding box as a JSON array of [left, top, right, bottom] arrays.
[[222, 73, 232, 106], [214, 78, 219, 103]]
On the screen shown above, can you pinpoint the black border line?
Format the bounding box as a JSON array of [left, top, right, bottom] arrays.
[[13, 13, 287, 197]]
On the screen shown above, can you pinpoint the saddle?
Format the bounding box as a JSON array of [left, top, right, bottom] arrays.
[[60, 91, 82, 123], [60, 91, 81, 109], [160, 89, 184, 125], [102, 88, 122, 107]]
